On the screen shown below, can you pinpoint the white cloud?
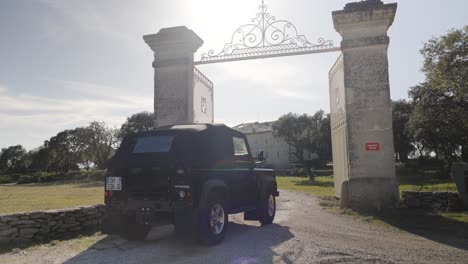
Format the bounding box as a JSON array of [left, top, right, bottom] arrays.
[[272, 89, 320, 101], [0, 81, 153, 149], [0, 85, 8, 94], [40, 0, 127, 40]]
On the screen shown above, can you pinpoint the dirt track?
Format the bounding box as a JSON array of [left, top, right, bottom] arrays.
[[1, 190, 467, 264]]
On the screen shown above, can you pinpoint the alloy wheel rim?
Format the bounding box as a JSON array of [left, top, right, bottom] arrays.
[[210, 203, 225, 235], [268, 194, 275, 217]]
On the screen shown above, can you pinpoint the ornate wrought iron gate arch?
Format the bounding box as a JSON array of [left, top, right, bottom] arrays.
[[194, 0, 340, 65]]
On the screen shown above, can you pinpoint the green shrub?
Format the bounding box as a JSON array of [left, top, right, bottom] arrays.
[[0, 175, 12, 184], [0, 170, 106, 185], [18, 175, 37, 184], [290, 168, 306, 176]]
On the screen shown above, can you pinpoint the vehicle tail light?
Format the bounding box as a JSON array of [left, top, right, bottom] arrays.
[[105, 191, 113, 203]]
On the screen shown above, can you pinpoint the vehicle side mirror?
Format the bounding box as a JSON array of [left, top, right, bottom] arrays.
[[257, 150, 264, 162]]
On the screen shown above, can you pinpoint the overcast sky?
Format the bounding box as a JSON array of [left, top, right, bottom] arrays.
[[0, 0, 467, 150]]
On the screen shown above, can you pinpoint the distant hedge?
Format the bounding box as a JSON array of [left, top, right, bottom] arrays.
[[0, 170, 105, 184]]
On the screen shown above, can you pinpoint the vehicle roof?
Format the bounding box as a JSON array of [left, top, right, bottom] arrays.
[[130, 123, 245, 138]]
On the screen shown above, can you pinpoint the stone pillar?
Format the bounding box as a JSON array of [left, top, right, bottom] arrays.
[[332, 0, 399, 210], [144, 26, 203, 126]]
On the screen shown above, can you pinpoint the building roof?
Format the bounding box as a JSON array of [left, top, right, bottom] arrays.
[[233, 121, 275, 134]]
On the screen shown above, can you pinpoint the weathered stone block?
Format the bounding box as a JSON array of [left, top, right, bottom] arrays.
[[0, 205, 106, 245], [405, 198, 421, 208], [341, 177, 399, 211], [70, 226, 82, 232], [39, 227, 50, 234], [13, 220, 35, 226], [64, 217, 76, 224], [0, 227, 17, 237], [48, 221, 58, 226], [61, 222, 80, 229], [83, 207, 98, 215], [28, 212, 46, 220], [0, 215, 19, 223], [19, 228, 39, 236], [15, 238, 32, 244], [84, 220, 98, 226], [452, 162, 468, 209]]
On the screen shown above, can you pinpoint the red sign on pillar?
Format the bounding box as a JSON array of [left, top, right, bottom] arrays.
[[366, 143, 380, 151]]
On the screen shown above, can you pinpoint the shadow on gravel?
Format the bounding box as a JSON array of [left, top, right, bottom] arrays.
[[63, 221, 294, 264], [377, 209, 468, 251]]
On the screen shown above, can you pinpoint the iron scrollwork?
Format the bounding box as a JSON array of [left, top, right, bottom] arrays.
[[197, 0, 337, 64]]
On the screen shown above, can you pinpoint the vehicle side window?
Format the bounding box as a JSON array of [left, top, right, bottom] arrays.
[[233, 137, 248, 156]]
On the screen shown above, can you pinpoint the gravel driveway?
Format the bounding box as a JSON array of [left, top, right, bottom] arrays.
[[1, 190, 467, 264]]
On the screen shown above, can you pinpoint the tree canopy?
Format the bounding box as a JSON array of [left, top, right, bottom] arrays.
[[119, 111, 157, 139], [272, 111, 332, 180], [407, 26, 468, 172], [392, 100, 414, 162], [0, 145, 27, 173]]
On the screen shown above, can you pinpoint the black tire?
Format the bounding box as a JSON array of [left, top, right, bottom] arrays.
[[259, 192, 276, 225], [197, 194, 228, 246], [121, 215, 151, 241]]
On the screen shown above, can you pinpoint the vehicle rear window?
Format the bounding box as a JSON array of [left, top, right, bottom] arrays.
[[233, 136, 248, 156], [132, 136, 174, 153]]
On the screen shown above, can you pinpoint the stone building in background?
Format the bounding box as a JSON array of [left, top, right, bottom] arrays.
[[234, 121, 316, 169]]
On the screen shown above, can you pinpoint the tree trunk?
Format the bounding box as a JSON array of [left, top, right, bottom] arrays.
[[400, 150, 409, 163], [462, 144, 468, 162], [442, 158, 454, 178], [303, 161, 314, 182]]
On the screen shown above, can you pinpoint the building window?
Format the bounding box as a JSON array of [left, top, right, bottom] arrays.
[[201, 97, 207, 113]]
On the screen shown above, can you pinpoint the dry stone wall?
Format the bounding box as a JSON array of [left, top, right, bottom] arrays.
[[0, 205, 105, 245], [402, 191, 463, 212]]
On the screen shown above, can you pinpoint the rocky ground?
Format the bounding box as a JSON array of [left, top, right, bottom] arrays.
[[1, 190, 467, 264]]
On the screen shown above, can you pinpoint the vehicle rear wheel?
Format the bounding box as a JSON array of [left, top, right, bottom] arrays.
[[121, 215, 151, 241], [197, 195, 228, 245], [259, 193, 276, 225]]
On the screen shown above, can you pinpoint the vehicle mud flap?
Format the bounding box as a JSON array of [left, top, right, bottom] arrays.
[[101, 210, 122, 235], [244, 210, 259, 221], [174, 207, 198, 236]]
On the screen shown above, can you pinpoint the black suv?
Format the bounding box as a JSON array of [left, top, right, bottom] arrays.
[[103, 123, 279, 245]]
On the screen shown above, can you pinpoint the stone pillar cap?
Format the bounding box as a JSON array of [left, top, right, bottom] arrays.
[[143, 26, 203, 53], [332, 0, 397, 38]]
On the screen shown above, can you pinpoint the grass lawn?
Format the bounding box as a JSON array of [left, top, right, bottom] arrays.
[[278, 171, 459, 197], [277, 175, 468, 225], [0, 182, 103, 215], [276, 176, 335, 197], [397, 170, 458, 193]]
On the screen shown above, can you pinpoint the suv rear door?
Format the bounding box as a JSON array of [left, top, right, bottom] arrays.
[[231, 135, 257, 209]]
